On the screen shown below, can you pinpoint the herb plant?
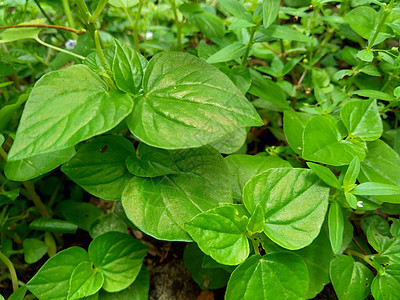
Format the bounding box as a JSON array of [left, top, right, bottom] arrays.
[[1, 0, 400, 299]]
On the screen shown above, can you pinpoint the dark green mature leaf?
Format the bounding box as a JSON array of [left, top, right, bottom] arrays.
[[68, 262, 104, 300], [218, 0, 250, 21], [57, 200, 104, 231], [89, 213, 127, 239], [225, 253, 309, 299], [263, 0, 280, 28], [225, 154, 292, 199], [5, 148, 76, 181], [353, 90, 396, 102], [29, 218, 78, 234], [122, 146, 233, 241], [27, 247, 90, 300], [8, 286, 28, 300], [283, 110, 312, 155], [0, 94, 28, 131], [340, 99, 382, 141], [8, 65, 133, 161], [371, 264, 400, 300], [23, 238, 48, 264], [358, 140, 400, 203], [88, 232, 148, 292], [307, 162, 341, 189], [185, 204, 250, 265], [112, 40, 143, 94], [127, 52, 262, 149], [328, 202, 344, 254], [62, 136, 134, 201], [183, 243, 231, 290], [302, 115, 366, 166], [125, 143, 178, 178], [243, 168, 329, 250], [330, 255, 373, 300]]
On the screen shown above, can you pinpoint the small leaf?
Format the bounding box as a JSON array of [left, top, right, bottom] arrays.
[[263, 0, 280, 28], [371, 264, 400, 300], [89, 232, 148, 292], [306, 162, 341, 189], [343, 156, 361, 188], [357, 49, 373, 62], [246, 204, 264, 235], [206, 42, 246, 64], [345, 192, 358, 209], [68, 262, 104, 300], [23, 238, 48, 264], [29, 218, 78, 234], [328, 201, 344, 254], [352, 182, 400, 197], [89, 213, 127, 239], [185, 204, 250, 265]]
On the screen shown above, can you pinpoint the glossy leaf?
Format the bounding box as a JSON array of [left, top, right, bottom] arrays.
[[243, 168, 329, 250], [330, 254, 373, 300], [371, 264, 400, 300], [89, 232, 148, 292], [340, 99, 382, 141], [328, 202, 344, 254], [127, 52, 262, 149], [8, 65, 133, 161], [263, 0, 280, 28], [23, 238, 48, 264], [185, 204, 250, 265], [225, 154, 292, 199], [27, 247, 90, 300], [256, 25, 315, 43], [61, 135, 134, 201], [246, 204, 264, 235], [68, 262, 104, 300], [283, 110, 312, 155], [122, 146, 232, 241], [5, 147, 76, 181], [29, 218, 78, 234], [225, 253, 309, 300], [209, 127, 247, 154], [302, 115, 366, 166], [306, 162, 341, 189]]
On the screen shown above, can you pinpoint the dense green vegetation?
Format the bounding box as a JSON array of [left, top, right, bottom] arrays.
[[1, 0, 400, 299]]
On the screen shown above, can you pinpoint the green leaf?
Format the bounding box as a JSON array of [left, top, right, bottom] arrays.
[[209, 127, 247, 154], [341, 99, 383, 141], [122, 146, 233, 241], [8, 65, 133, 161], [345, 192, 358, 209], [5, 148, 76, 181], [353, 90, 396, 101], [68, 262, 104, 300], [345, 6, 376, 40], [343, 156, 361, 188], [302, 115, 366, 166], [0, 134, 4, 147], [330, 254, 373, 300], [352, 182, 400, 196], [229, 18, 256, 30], [8, 286, 28, 300], [218, 0, 251, 21], [0, 93, 28, 131], [206, 42, 246, 64], [0, 19, 45, 43], [108, 0, 139, 8], [306, 162, 341, 189], [89, 232, 148, 292], [359, 140, 400, 203], [29, 218, 78, 234], [256, 25, 315, 43], [61, 136, 134, 201], [97, 266, 149, 300], [125, 143, 178, 178], [127, 52, 262, 149], [23, 238, 48, 264], [283, 110, 312, 155], [112, 39, 143, 95], [371, 264, 400, 300], [183, 243, 231, 290], [185, 204, 250, 265], [243, 168, 329, 250], [225, 154, 292, 199], [225, 253, 309, 300], [328, 201, 344, 254], [246, 204, 264, 235], [356, 49, 373, 62], [263, 0, 280, 28], [27, 247, 90, 300], [90, 213, 127, 239]]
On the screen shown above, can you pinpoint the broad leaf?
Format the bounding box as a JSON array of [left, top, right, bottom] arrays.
[[8, 65, 133, 161], [185, 204, 250, 265], [263, 0, 280, 28], [225, 154, 292, 199], [122, 146, 233, 241], [330, 254, 373, 300], [340, 99, 382, 141], [88, 232, 148, 292], [68, 262, 104, 300], [243, 168, 329, 250], [209, 127, 247, 154], [283, 110, 312, 155], [23, 238, 48, 264], [225, 253, 309, 300], [371, 264, 400, 300], [61, 135, 134, 201], [127, 52, 262, 149], [328, 202, 344, 254], [27, 247, 90, 300], [302, 115, 366, 166], [89, 213, 127, 239]]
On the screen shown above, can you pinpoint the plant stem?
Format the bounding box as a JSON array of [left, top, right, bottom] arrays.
[[241, 26, 257, 66], [0, 146, 7, 161], [94, 30, 116, 88], [133, 0, 145, 52], [345, 249, 375, 268], [22, 181, 51, 219], [123, 7, 136, 33], [61, 0, 78, 39], [0, 251, 18, 292], [367, 0, 395, 51], [170, 0, 182, 50], [0, 24, 86, 35], [90, 0, 108, 23], [34, 37, 85, 60]]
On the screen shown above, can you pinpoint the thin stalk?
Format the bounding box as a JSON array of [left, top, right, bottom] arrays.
[[170, 0, 182, 49], [22, 181, 51, 219], [34, 37, 85, 60], [133, 0, 145, 51], [241, 26, 257, 66], [367, 0, 395, 51], [89, 0, 108, 23], [0, 24, 86, 35], [123, 7, 136, 32], [33, 0, 68, 41], [0, 251, 18, 292], [345, 249, 375, 268], [61, 0, 78, 39]]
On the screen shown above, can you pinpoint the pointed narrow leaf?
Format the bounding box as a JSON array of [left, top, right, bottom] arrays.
[[343, 156, 361, 188], [283, 110, 312, 155], [328, 202, 344, 254], [206, 42, 246, 64], [263, 0, 280, 28], [352, 182, 400, 196], [307, 162, 341, 189]]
